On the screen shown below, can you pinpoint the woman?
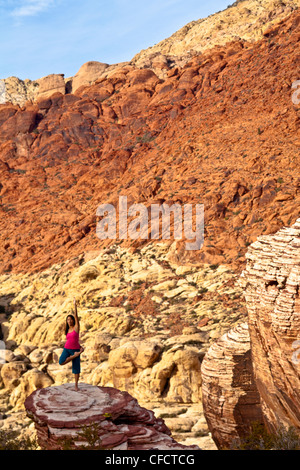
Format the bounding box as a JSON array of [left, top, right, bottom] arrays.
[[59, 297, 84, 391]]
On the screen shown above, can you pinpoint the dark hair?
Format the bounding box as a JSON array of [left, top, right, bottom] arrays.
[[65, 315, 75, 335]]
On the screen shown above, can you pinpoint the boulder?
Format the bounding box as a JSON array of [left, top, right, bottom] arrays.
[[25, 383, 200, 450], [89, 336, 203, 403], [0, 361, 29, 390], [9, 368, 54, 410], [28, 348, 47, 364], [108, 340, 162, 375], [36, 74, 66, 99], [72, 61, 109, 93]]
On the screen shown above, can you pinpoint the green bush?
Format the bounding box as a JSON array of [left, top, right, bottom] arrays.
[[273, 425, 300, 450], [230, 422, 300, 450], [58, 423, 107, 450]]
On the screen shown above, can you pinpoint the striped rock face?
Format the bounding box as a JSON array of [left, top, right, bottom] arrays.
[[238, 218, 300, 432], [201, 322, 263, 449], [25, 382, 200, 450], [201, 219, 300, 449]]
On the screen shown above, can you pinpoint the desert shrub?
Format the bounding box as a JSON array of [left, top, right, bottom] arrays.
[[57, 423, 106, 450], [272, 425, 300, 450], [230, 422, 300, 450], [76, 423, 105, 449], [0, 429, 38, 450]]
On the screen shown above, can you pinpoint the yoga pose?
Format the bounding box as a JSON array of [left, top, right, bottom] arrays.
[[59, 297, 84, 391]]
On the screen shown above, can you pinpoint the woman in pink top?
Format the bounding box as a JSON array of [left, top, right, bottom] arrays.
[[59, 298, 84, 391]]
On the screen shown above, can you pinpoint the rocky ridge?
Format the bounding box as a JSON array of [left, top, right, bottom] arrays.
[[0, 8, 299, 276], [132, 0, 300, 65], [2, 0, 300, 105]]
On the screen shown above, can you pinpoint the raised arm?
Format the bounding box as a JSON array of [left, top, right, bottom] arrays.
[[73, 297, 80, 333]]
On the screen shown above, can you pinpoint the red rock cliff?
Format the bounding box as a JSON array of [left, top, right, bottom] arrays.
[[0, 10, 300, 275]]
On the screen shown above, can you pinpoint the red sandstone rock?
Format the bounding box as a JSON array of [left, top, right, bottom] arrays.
[[0, 10, 300, 274], [25, 383, 200, 450]]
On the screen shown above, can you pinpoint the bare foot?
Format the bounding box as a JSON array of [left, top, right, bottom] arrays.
[[75, 385, 79, 391], [73, 348, 84, 358]]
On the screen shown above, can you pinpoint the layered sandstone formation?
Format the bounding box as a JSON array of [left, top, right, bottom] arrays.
[[200, 218, 300, 449], [201, 322, 263, 449], [237, 217, 300, 432], [24, 383, 200, 450]]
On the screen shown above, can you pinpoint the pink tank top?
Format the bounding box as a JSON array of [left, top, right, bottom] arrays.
[[64, 330, 80, 349]]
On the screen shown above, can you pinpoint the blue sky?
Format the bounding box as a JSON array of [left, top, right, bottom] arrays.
[[0, 0, 234, 81]]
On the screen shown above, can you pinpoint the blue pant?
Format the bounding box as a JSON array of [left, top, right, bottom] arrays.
[[59, 348, 81, 374]]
